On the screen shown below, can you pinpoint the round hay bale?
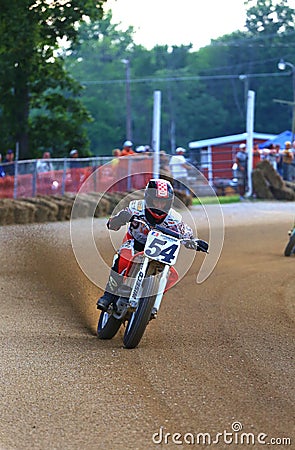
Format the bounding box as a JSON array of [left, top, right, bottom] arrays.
[[252, 169, 274, 199], [256, 160, 284, 189], [270, 186, 295, 201]]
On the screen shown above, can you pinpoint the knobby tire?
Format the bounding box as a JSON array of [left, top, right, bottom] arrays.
[[97, 311, 121, 339], [284, 233, 295, 257], [123, 295, 155, 349]]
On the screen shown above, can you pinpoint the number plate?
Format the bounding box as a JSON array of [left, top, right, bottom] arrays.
[[144, 230, 181, 266]]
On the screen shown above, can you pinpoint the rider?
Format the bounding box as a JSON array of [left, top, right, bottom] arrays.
[[97, 178, 208, 312]]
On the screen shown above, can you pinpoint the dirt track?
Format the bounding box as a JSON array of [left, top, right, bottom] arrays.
[[0, 201, 294, 449]]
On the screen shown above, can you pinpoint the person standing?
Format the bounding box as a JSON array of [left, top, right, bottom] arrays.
[[0, 153, 5, 177], [252, 143, 261, 169], [169, 147, 190, 192], [282, 141, 294, 181], [235, 143, 248, 198], [36, 151, 54, 173], [69, 148, 82, 191], [120, 140, 135, 157], [3, 149, 15, 176], [265, 144, 280, 172]]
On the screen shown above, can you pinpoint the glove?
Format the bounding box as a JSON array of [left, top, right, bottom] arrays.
[[184, 238, 208, 252], [117, 210, 133, 223], [195, 239, 209, 253], [107, 210, 133, 230], [184, 239, 199, 250]]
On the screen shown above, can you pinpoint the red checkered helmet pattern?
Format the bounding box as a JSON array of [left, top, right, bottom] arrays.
[[144, 179, 174, 224]]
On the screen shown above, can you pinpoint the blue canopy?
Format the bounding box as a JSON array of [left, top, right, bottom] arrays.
[[259, 130, 293, 149]]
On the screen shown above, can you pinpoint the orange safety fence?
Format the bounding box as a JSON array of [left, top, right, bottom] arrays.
[[0, 158, 154, 199]]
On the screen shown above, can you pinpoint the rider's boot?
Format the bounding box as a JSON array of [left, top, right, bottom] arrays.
[[96, 271, 122, 312]]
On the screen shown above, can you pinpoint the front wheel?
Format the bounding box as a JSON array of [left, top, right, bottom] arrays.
[[123, 295, 155, 349], [284, 232, 295, 257], [97, 311, 121, 339]]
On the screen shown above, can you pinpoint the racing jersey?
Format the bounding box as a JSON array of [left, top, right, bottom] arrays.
[[108, 199, 194, 245]]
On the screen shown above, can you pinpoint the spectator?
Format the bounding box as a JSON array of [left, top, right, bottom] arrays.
[[265, 144, 280, 172], [112, 148, 121, 157], [282, 141, 294, 181], [160, 150, 171, 174], [235, 143, 248, 198], [3, 149, 15, 176], [69, 148, 82, 191], [276, 144, 283, 176], [0, 153, 5, 177], [291, 140, 295, 181], [111, 148, 121, 174], [120, 140, 135, 157], [144, 145, 152, 154], [69, 148, 80, 166], [169, 147, 190, 192], [252, 143, 261, 169], [36, 151, 54, 173], [135, 145, 146, 154]]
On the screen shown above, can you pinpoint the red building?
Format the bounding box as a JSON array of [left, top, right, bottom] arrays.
[[188, 132, 275, 184]]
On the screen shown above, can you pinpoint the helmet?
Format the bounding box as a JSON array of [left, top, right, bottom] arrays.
[[135, 145, 146, 153], [144, 179, 174, 224], [176, 147, 186, 153], [123, 140, 133, 147]]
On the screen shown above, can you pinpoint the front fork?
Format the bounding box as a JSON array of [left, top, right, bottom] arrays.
[[114, 258, 170, 319], [129, 258, 170, 313], [152, 265, 170, 312]]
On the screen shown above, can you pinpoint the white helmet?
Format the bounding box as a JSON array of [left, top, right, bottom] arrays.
[[135, 145, 146, 153], [123, 140, 133, 147]]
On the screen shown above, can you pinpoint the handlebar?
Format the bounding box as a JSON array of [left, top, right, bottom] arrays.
[[130, 217, 208, 253], [130, 217, 180, 239]]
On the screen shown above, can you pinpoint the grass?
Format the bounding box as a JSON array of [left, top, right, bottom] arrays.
[[192, 195, 240, 205]]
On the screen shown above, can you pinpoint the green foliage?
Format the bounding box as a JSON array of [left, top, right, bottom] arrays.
[[1, 0, 295, 159], [0, 0, 106, 158]]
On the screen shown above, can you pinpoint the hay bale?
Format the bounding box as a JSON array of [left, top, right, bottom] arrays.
[[270, 186, 295, 201], [174, 190, 193, 207], [285, 181, 295, 193], [0, 200, 9, 225], [0, 199, 20, 225], [42, 195, 71, 221], [94, 197, 110, 217], [23, 198, 52, 222], [256, 160, 284, 189], [13, 200, 36, 224], [51, 195, 74, 220], [252, 169, 274, 199]]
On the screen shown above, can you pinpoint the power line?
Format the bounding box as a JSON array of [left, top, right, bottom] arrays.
[[79, 71, 290, 86]]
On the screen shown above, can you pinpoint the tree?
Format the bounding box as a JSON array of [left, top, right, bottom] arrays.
[[0, 0, 106, 158]]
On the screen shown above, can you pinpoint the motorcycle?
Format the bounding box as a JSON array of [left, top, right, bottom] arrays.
[[97, 218, 208, 349], [284, 222, 295, 257]]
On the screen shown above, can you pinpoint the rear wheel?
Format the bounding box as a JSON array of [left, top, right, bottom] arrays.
[[123, 295, 155, 349], [284, 233, 295, 257], [97, 311, 121, 339]]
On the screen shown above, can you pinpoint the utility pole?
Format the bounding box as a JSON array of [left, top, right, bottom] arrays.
[[121, 59, 132, 140], [277, 59, 295, 141]]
